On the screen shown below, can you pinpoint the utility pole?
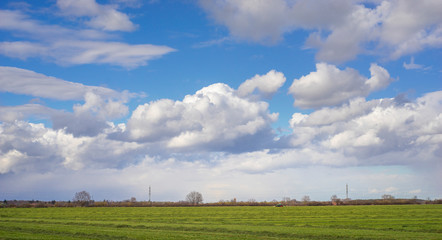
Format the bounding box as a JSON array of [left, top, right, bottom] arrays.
[[346, 184, 348, 200], [149, 186, 151, 204]]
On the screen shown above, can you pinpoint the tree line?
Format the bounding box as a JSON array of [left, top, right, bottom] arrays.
[[2, 190, 441, 208]]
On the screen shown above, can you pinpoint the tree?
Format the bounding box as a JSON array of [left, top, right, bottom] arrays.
[[302, 195, 311, 202], [331, 195, 341, 205], [186, 191, 203, 205], [73, 191, 92, 206], [330, 195, 339, 202], [382, 194, 395, 200]]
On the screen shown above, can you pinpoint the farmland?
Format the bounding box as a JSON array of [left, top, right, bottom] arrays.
[[0, 205, 441, 239]]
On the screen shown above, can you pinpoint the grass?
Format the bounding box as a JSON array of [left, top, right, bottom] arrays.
[[0, 205, 441, 239]]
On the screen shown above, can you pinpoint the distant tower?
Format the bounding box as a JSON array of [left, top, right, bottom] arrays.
[[149, 186, 151, 203], [346, 184, 348, 200]]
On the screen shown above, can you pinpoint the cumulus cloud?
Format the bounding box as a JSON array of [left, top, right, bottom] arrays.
[[51, 93, 129, 137], [0, 89, 440, 201], [304, 2, 384, 63], [0, 122, 62, 173], [124, 82, 278, 152], [379, 0, 442, 59], [57, 0, 137, 31], [73, 92, 128, 120], [0, 149, 27, 174], [288, 63, 393, 108], [199, 0, 442, 62], [0, 9, 175, 68], [289, 91, 442, 164], [0, 121, 141, 173], [237, 70, 286, 99]]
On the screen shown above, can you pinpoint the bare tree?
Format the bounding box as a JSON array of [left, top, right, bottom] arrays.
[[302, 195, 311, 202], [73, 191, 92, 206], [186, 191, 203, 205]]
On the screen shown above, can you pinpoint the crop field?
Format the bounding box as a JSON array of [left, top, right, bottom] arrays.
[[0, 205, 441, 239]]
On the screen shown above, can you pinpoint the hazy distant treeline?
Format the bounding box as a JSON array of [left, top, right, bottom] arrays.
[[1, 198, 441, 208]]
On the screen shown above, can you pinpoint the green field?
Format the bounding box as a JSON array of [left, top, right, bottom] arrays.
[[0, 205, 441, 239]]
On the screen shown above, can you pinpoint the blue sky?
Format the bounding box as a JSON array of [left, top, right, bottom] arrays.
[[0, 0, 441, 202]]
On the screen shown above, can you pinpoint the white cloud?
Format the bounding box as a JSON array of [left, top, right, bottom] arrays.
[[53, 92, 129, 137], [57, 0, 137, 31], [305, 2, 383, 63], [0, 121, 141, 173], [0, 66, 119, 100], [198, 0, 291, 43], [125, 82, 278, 152], [0, 104, 56, 123], [0, 102, 127, 138], [379, 0, 442, 59], [0, 41, 175, 69], [288, 63, 393, 108], [0, 42, 48, 60], [193, 37, 232, 48], [237, 70, 286, 99], [0, 149, 27, 174], [289, 91, 442, 164], [0, 67, 133, 136], [53, 41, 175, 68], [198, 0, 354, 44], [199, 0, 442, 62], [0, 9, 109, 40], [403, 57, 431, 70], [74, 92, 128, 120], [0, 9, 175, 68]]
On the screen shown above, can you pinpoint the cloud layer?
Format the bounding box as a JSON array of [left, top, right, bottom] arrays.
[[0, 66, 441, 200], [1, 65, 440, 173]]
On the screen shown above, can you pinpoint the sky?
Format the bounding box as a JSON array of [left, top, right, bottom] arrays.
[[0, 0, 441, 202]]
